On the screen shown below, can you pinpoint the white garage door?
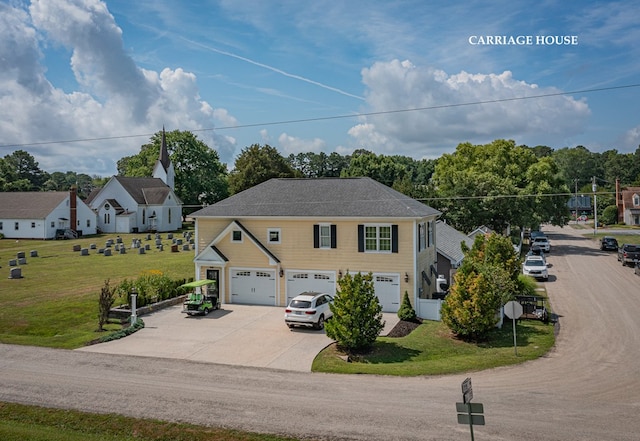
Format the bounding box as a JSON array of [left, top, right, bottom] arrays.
[[286, 271, 336, 304], [374, 274, 400, 312], [230, 269, 276, 305]]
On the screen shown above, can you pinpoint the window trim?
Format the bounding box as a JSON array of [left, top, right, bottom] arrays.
[[267, 228, 281, 244], [231, 230, 243, 243]]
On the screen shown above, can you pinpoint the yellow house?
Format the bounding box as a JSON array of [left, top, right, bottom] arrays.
[[190, 177, 441, 315]]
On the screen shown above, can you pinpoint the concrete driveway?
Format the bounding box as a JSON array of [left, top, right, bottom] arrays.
[[79, 303, 399, 372]]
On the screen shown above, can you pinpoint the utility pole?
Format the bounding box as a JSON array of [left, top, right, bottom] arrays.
[[592, 176, 598, 235]]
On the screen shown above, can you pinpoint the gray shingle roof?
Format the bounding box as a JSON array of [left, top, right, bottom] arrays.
[[113, 176, 171, 205], [0, 192, 68, 219], [192, 177, 440, 218], [436, 220, 474, 264]]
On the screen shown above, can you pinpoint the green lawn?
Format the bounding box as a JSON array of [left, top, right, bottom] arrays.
[[0, 402, 301, 441], [313, 318, 555, 375], [0, 232, 194, 348]]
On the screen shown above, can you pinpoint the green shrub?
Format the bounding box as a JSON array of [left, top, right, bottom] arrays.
[[601, 205, 619, 225], [97, 318, 144, 343], [397, 291, 417, 322], [325, 272, 384, 354]]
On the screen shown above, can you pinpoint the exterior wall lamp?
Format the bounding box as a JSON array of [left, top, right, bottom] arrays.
[[279, 268, 284, 277], [404, 272, 409, 283]]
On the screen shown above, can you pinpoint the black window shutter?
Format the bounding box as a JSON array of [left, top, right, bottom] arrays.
[[392, 224, 399, 253], [358, 225, 364, 252], [330, 224, 337, 249], [313, 224, 319, 248]]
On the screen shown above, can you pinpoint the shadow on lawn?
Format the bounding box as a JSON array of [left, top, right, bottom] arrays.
[[355, 341, 421, 364]]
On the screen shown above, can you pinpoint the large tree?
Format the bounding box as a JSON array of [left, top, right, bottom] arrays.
[[430, 139, 569, 233], [228, 144, 297, 194], [0, 150, 49, 191], [118, 130, 228, 214]]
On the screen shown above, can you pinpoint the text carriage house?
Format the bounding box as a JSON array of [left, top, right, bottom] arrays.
[[190, 177, 442, 318]]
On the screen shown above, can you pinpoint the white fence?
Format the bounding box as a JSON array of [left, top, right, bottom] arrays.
[[417, 298, 443, 321]]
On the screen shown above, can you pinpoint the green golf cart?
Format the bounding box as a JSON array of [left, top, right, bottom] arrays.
[[181, 279, 220, 316]]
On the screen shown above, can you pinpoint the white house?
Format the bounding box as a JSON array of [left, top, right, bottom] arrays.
[[86, 129, 182, 233], [0, 188, 97, 239]]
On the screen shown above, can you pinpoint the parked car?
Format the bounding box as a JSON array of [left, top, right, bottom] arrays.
[[527, 244, 546, 262], [600, 236, 619, 251], [284, 292, 334, 329], [522, 255, 549, 280], [530, 230, 546, 240], [617, 244, 640, 267], [532, 236, 551, 253]]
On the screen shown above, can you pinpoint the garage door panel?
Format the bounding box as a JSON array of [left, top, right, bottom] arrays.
[[231, 269, 276, 305], [286, 271, 336, 304], [374, 274, 400, 313]]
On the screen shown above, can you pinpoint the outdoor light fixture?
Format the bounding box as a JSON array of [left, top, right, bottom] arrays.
[[279, 268, 284, 277], [404, 272, 409, 283], [338, 270, 343, 279]]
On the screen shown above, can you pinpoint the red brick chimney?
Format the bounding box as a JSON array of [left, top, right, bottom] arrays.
[[70, 186, 77, 232]]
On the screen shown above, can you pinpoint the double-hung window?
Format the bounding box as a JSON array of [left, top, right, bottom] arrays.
[[313, 224, 337, 249], [358, 224, 398, 253]]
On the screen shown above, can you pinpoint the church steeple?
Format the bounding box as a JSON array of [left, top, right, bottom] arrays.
[[152, 126, 175, 189], [159, 126, 171, 171]]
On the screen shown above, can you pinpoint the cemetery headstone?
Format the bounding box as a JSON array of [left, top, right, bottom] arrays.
[[9, 267, 22, 279]]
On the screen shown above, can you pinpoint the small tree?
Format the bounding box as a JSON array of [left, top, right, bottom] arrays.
[[325, 272, 384, 354], [441, 233, 520, 341], [601, 205, 618, 225], [98, 279, 116, 331], [397, 291, 417, 322]]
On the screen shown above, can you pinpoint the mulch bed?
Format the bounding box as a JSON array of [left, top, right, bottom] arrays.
[[386, 318, 422, 337]]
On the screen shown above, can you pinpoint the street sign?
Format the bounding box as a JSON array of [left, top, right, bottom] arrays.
[[456, 402, 484, 413], [457, 413, 486, 425], [461, 377, 473, 403], [504, 300, 523, 319]]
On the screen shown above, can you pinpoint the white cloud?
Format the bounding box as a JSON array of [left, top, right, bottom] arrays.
[[349, 59, 591, 155], [0, 0, 236, 175], [277, 133, 326, 156]]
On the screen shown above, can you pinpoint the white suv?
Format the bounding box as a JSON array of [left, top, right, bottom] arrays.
[[532, 236, 551, 253], [284, 292, 334, 329], [522, 255, 549, 280]]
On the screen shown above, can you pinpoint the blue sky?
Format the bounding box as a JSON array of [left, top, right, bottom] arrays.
[[1, 0, 639, 176]]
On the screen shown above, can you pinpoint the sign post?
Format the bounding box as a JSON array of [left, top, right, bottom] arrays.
[[457, 377, 485, 441], [504, 300, 523, 356]]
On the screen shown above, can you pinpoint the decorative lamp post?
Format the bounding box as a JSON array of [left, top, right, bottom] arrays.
[[130, 287, 138, 326]]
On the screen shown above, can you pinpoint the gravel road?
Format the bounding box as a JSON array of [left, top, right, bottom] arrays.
[[1, 225, 639, 440]]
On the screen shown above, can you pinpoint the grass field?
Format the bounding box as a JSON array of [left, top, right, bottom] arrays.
[[0, 231, 194, 348], [0, 402, 301, 441]]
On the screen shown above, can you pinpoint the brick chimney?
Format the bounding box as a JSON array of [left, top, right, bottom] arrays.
[[70, 186, 77, 232]]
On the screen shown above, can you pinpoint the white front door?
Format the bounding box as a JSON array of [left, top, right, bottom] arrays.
[[230, 269, 276, 305], [373, 274, 401, 312], [286, 271, 336, 304]]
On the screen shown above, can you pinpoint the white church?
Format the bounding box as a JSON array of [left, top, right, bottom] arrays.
[[86, 129, 183, 233]]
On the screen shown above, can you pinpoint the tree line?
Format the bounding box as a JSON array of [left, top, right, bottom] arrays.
[[2, 130, 639, 233]]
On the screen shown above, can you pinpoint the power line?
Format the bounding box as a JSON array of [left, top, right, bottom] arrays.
[[418, 190, 616, 202], [1, 83, 639, 150]]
